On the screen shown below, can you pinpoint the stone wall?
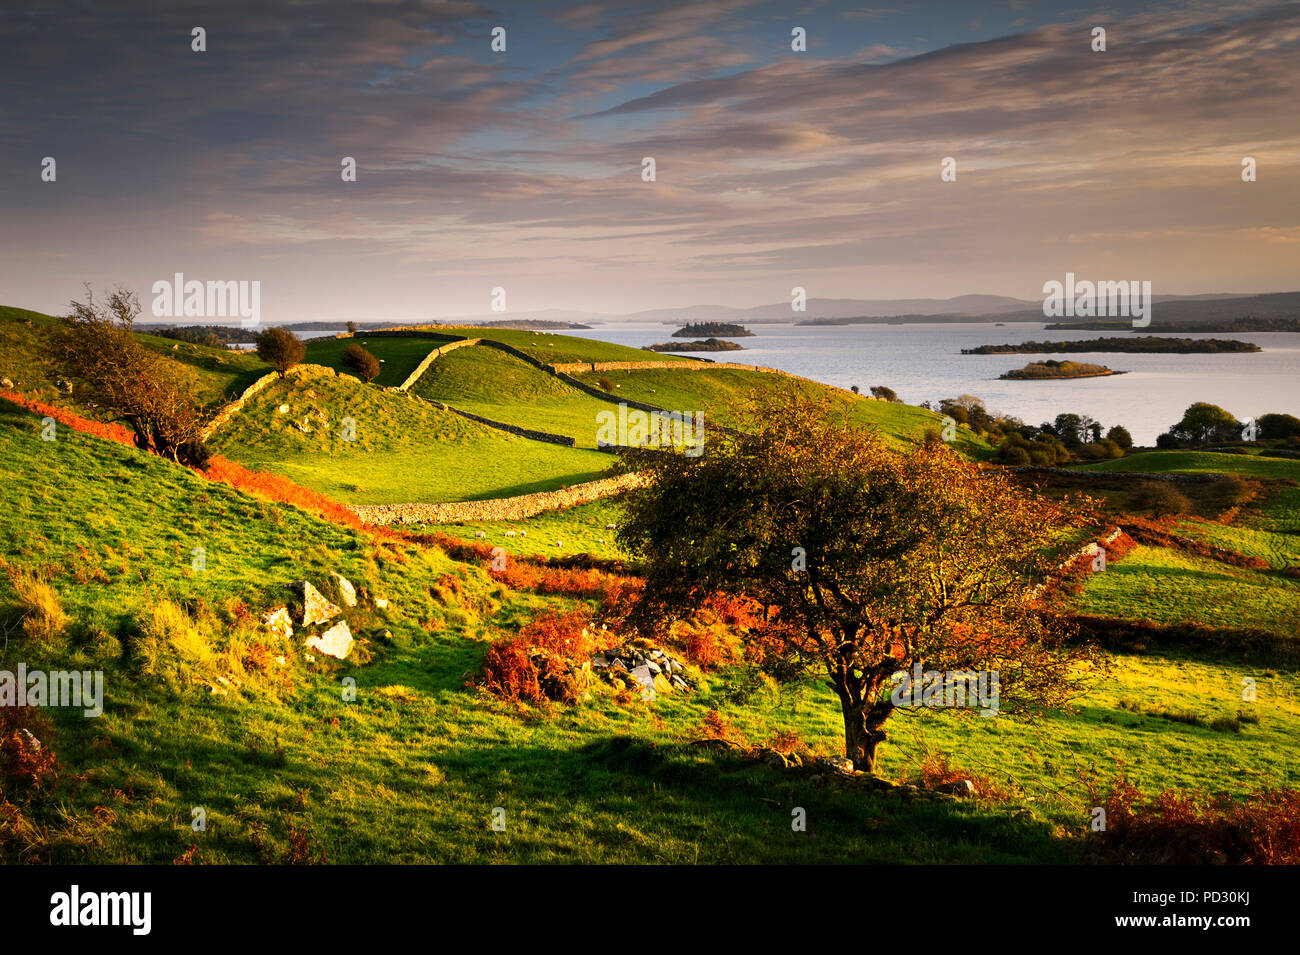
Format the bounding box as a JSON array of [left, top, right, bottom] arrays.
[[397, 338, 481, 391], [200, 364, 337, 441], [345, 471, 647, 525]]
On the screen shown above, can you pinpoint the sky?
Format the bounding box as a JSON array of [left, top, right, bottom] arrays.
[[2, 0, 1298, 324]]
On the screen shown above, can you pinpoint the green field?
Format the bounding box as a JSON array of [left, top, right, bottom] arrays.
[[4, 398, 1297, 864], [208, 373, 613, 503], [575, 365, 994, 456], [412, 346, 633, 448], [303, 334, 454, 388]]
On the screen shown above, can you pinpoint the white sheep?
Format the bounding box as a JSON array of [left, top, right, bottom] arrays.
[[474, 531, 486, 539]]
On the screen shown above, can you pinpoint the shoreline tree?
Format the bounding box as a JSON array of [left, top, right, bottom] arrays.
[[617, 394, 1104, 773], [57, 285, 209, 467], [256, 326, 306, 377]]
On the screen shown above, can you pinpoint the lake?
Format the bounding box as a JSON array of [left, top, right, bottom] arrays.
[[564, 321, 1300, 446]]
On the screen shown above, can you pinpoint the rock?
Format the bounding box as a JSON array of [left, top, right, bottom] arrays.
[[817, 755, 856, 775], [374, 597, 389, 610], [55, 378, 73, 394], [262, 606, 294, 639], [670, 675, 689, 691], [306, 620, 353, 659], [597, 538, 604, 544], [288, 580, 342, 626], [653, 672, 673, 696], [17, 728, 40, 751], [605, 524, 616, 530], [331, 572, 357, 607], [761, 749, 789, 770], [934, 779, 976, 797], [645, 660, 662, 675], [628, 664, 656, 700], [278, 404, 289, 414], [0, 377, 12, 389]]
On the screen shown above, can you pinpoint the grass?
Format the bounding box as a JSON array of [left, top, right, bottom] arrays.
[[0, 305, 268, 413], [1081, 450, 1300, 481], [574, 365, 994, 456], [303, 334, 455, 388], [427, 499, 632, 561], [1079, 543, 1300, 638], [207, 373, 613, 503], [427, 326, 695, 365], [3, 311, 1298, 865], [412, 346, 631, 448]]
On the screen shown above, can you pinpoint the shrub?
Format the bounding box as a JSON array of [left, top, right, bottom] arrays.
[[11, 572, 68, 644], [1258, 413, 1300, 440], [1000, 445, 1031, 466], [1207, 475, 1252, 511], [58, 285, 206, 463], [907, 752, 1014, 800], [1106, 425, 1133, 451], [255, 327, 307, 377], [1129, 481, 1191, 518], [133, 599, 215, 677], [692, 709, 750, 749], [597, 377, 615, 393], [870, 385, 899, 402], [1087, 777, 1300, 864], [342, 344, 381, 383]]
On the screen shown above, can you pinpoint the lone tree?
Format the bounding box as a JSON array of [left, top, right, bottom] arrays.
[[57, 285, 209, 467], [256, 326, 306, 377], [617, 394, 1103, 773], [342, 343, 381, 383]]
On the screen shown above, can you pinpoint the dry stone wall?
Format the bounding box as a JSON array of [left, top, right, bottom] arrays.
[[345, 471, 647, 525]]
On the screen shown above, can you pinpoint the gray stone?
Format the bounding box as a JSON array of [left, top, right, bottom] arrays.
[[629, 664, 656, 700], [332, 572, 357, 607], [288, 580, 342, 626], [306, 620, 353, 659]]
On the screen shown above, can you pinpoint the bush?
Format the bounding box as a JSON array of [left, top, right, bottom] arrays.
[[1106, 425, 1133, 451], [1258, 413, 1300, 440], [10, 572, 68, 644], [255, 327, 306, 377], [1087, 777, 1300, 864], [1129, 481, 1192, 518], [341, 344, 381, 383], [870, 385, 898, 402], [1000, 445, 1031, 466], [1207, 475, 1251, 511], [58, 285, 205, 462], [597, 377, 614, 393]]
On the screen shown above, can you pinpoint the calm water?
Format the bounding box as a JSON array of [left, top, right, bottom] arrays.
[[565, 321, 1300, 446]]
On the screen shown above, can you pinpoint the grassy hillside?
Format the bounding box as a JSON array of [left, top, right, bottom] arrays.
[[412, 346, 632, 449], [575, 364, 994, 456], [4, 398, 1297, 865], [1081, 450, 1300, 481], [207, 372, 613, 503], [418, 326, 694, 365], [0, 305, 267, 412]]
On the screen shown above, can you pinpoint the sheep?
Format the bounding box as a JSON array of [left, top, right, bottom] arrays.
[[474, 531, 486, 539], [505, 530, 517, 538]]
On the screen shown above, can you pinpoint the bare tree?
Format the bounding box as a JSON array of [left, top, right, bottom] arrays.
[[57, 285, 208, 467]]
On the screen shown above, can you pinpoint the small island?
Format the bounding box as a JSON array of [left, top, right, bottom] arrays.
[[1000, 359, 1122, 380], [965, 336, 1260, 355], [671, 322, 754, 338], [644, 337, 744, 353]]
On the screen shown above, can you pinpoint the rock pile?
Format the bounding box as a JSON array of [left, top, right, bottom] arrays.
[[589, 643, 692, 700], [262, 574, 378, 661]]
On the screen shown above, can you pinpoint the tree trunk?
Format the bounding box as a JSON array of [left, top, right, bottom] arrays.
[[843, 703, 889, 773], [831, 666, 891, 773]]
